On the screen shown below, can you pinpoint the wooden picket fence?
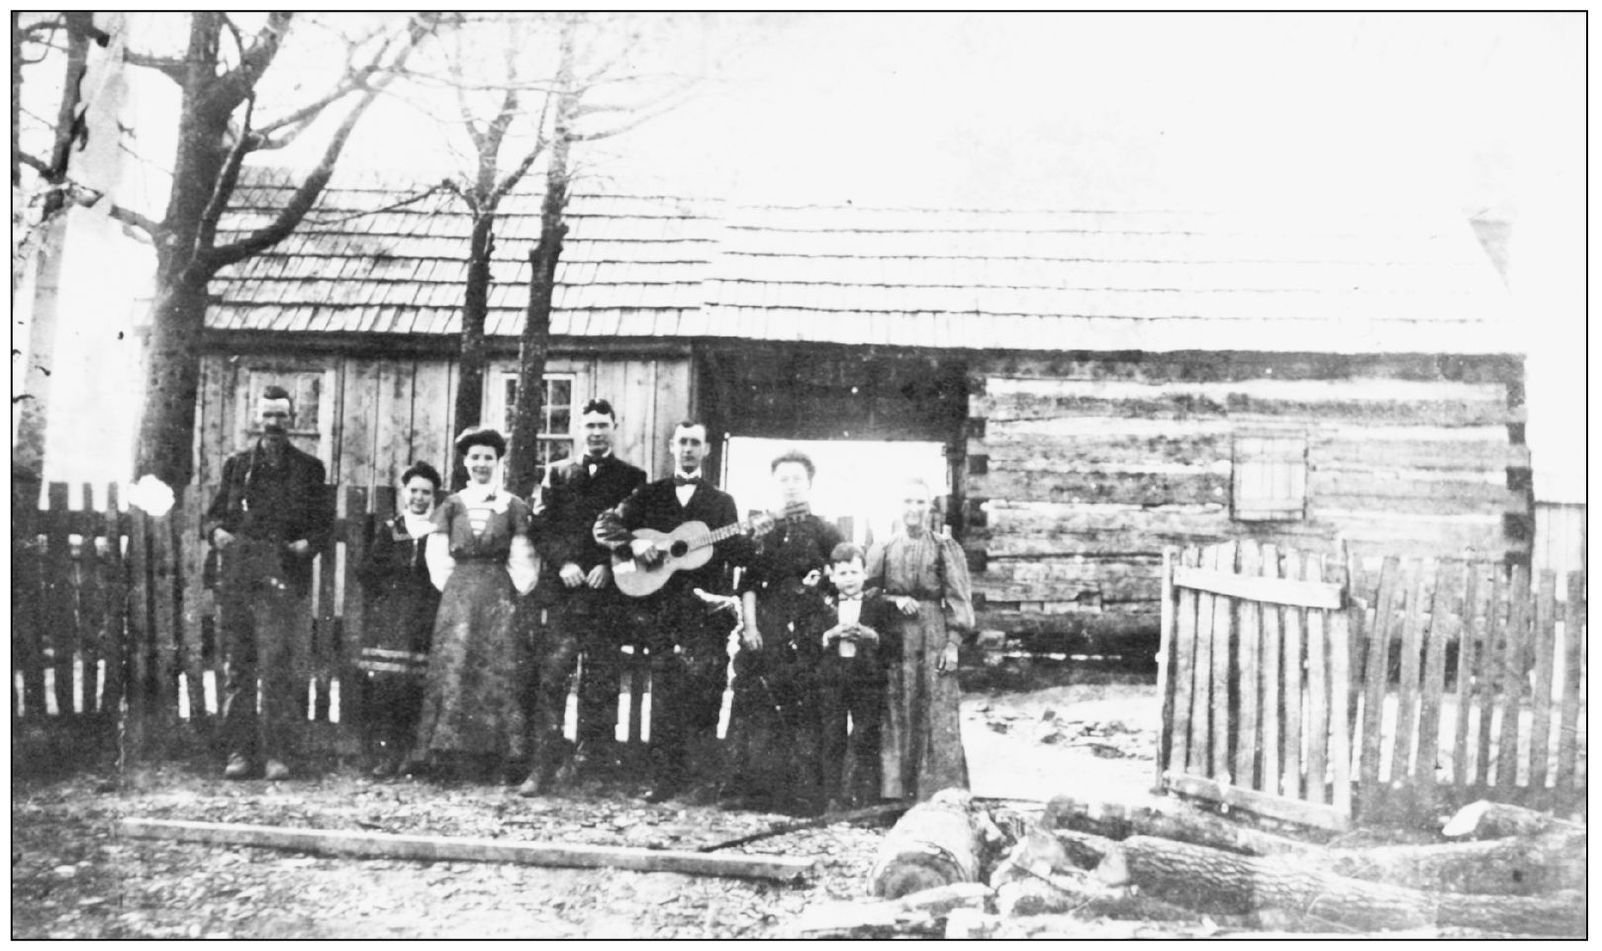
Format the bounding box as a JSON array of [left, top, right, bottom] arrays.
[[1157, 541, 1588, 830], [9, 482, 668, 760]]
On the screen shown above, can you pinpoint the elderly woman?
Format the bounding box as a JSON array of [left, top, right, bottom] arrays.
[[414, 427, 538, 781], [867, 477, 974, 802], [357, 461, 444, 778], [724, 449, 844, 816]]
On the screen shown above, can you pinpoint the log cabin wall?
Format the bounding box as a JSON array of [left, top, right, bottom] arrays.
[[964, 351, 1529, 657], [194, 338, 694, 492]]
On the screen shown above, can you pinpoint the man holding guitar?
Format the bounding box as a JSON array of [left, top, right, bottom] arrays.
[[593, 421, 758, 803]]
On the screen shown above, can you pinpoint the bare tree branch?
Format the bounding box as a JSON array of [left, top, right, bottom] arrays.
[[203, 13, 440, 272], [305, 179, 453, 226], [16, 151, 53, 177], [195, 91, 255, 254], [122, 48, 187, 81], [201, 11, 293, 117]]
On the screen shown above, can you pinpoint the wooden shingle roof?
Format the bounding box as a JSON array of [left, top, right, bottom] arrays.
[[211, 170, 1518, 354]]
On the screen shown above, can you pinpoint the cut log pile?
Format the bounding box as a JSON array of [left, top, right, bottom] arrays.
[[790, 791, 1588, 938]]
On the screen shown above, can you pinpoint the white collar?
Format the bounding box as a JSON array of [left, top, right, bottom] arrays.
[[460, 481, 499, 504]]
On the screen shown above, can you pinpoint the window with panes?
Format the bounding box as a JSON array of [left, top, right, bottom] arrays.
[[500, 373, 576, 482]]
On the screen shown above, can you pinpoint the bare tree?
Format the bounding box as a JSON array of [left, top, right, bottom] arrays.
[[413, 16, 553, 490], [416, 12, 696, 496], [111, 12, 442, 487]]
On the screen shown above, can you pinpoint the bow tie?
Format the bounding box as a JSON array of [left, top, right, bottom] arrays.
[[673, 474, 701, 487], [837, 593, 863, 601]]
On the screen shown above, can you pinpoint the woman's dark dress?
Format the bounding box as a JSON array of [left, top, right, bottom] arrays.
[[726, 511, 844, 814], [414, 491, 533, 764], [357, 513, 440, 762]]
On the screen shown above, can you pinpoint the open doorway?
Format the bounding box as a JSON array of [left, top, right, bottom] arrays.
[[721, 436, 949, 547]]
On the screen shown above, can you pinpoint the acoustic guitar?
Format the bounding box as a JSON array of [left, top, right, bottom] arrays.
[[611, 505, 802, 598]]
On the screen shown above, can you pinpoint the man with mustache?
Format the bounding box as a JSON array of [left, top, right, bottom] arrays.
[[203, 384, 332, 781]]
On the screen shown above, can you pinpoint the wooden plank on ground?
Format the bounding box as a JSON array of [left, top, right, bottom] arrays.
[[1553, 571, 1584, 792], [1326, 555, 1353, 822], [1390, 564, 1427, 784], [177, 486, 209, 728], [1279, 548, 1304, 801], [1162, 772, 1349, 832], [99, 484, 127, 718], [1303, 553, 1329, 806], [1259, 544, 1281, 795], [1208, 542, 1236, 783], [1474, 567, 1505, 787], [1155, 547, 1177, 788], [45, 482, 76, 715], [1416, 560, 1457, 806], [1358, 556, 1400, 811], [77, 484, 105, 715], [1171, 565, 1343, 609], [1168, 547, 1200, 776], [1234, 540, 1262, 791], [1526, 570, 1557, 792], [1187, 545, 1217, 776], [339, 486, 372, 751], [1451, 563, 1483, 787], [119, 818, 818, 882], [1494, 566, 1530, 790]]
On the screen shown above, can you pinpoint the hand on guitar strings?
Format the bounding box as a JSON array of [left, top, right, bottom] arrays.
[[630, 536, 665, 566]]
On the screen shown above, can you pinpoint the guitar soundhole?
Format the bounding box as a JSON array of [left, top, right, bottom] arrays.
[[669, 540, 689, 558]]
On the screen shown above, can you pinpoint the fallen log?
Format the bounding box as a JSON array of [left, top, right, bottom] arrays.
[[1441, 799, 1585, 840], [695, 801, 907, 853], [119, 817, 815, 883], [1325, 830, 1586, 896], [869, 789, 1003, 899], [1103, 835, 1585, 936], [1043, 795, 1317, 857], [1051, 829, 1120, 871]]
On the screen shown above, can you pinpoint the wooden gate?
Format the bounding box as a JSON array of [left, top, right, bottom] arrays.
[[1157, 541, 1588, 830], [1156, 540, 1353, 830]]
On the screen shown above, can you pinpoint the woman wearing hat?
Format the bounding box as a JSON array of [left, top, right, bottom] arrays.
[[413, 427, 539, 781]]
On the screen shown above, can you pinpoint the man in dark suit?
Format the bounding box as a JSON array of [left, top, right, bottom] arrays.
[[593, 421, 753, 803], [518, 398, 647, 796], [203, 384, 332, 781]]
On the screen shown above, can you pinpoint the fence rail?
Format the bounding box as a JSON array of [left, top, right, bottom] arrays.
[[1157, 541, 1587, 829], [11, 482, 668, 759]]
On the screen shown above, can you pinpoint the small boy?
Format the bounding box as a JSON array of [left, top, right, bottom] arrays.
[[813, 542, 898, 812]]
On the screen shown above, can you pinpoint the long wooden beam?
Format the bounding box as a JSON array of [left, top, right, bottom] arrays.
[[119, 818, 817, 882], [1171, 565, 1343, 609]]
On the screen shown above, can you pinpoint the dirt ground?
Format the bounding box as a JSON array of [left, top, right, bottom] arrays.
[[10, 680, 1161, 939]]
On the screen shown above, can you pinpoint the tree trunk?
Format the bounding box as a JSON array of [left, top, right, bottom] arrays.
[[869, 790, 992, 899], [504, 17, 578, 500], [1104, 835, 1585, 936], [1325, 830, 1584, 897], [1441, 799, 1585, 840], [449, 213, 494, 490], [1043, 795, 1317, 858], [133, 277, 210, 486]]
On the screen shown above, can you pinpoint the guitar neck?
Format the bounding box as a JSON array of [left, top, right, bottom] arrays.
[[689, 520, 750, 551]]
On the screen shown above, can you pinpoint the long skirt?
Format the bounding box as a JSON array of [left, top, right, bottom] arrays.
[[880, 599, 968, 801], [414, 561, 528, 761]]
